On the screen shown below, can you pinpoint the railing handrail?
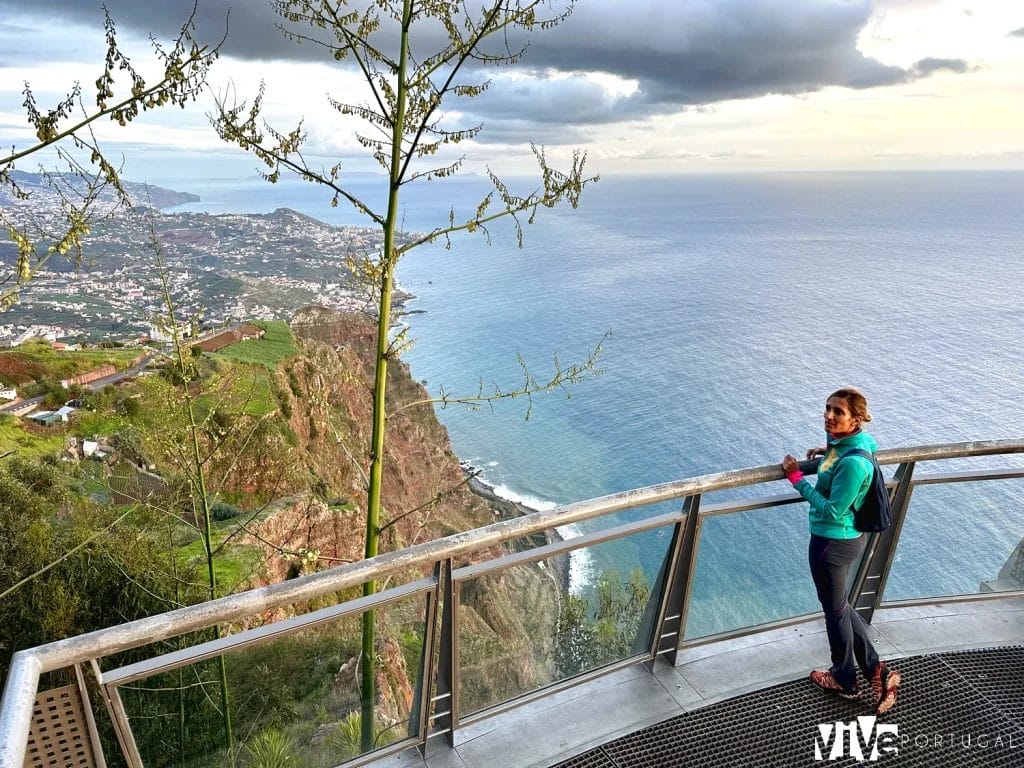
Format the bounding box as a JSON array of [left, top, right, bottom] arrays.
[[1, 437, 1021, 765], [9, 439, 1021, 672]]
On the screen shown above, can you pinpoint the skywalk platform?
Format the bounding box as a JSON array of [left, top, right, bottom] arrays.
[[379, 596, 1024, 767], [3, 440, 1021, 768]]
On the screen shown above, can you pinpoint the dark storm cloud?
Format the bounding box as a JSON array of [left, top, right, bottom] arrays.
[[0, 1, 283, 60], [518, 1, 906, 103], [0, 0, 969, 135]]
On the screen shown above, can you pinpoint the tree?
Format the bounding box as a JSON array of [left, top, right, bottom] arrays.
[[213, 0, 598, 751], [0, 4, 219, 309], [553, 570, 651, 678], [0, 457, 178, 678]]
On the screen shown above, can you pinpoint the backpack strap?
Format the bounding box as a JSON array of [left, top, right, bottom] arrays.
[[841, 448, 875, 463]]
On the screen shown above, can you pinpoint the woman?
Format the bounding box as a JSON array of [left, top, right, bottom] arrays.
[[781, 386, 900, 715]]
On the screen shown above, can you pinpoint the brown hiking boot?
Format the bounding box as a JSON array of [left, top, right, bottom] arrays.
[[871, 662, 901, 714], [810, 669, 859, 700]]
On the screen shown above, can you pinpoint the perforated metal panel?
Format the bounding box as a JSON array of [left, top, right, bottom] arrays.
[[555, 750, 618, 768], [939, 646, 1024, 725], [22, 684, 97, 768], [554, 646, 1024, 767]]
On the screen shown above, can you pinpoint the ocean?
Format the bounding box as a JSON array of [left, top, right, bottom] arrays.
[[166, 170, 1024, 635]]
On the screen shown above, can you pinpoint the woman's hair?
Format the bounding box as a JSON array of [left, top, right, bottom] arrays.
[[829, 386, 872, 423]]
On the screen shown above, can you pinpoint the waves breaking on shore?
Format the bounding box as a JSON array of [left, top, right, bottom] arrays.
[[462, 462, 593, 595]]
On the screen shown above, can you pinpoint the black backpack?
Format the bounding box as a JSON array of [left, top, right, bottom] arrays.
[[840, 448, 893, 533]]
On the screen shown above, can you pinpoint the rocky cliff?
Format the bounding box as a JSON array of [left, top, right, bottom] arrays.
[[227, 307, 563, 718]]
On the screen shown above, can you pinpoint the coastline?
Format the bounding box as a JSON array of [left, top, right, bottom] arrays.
[[463, 464, 572, 594]]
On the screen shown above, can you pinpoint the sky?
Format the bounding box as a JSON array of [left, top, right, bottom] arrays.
[[1, 0, 1023, 183]]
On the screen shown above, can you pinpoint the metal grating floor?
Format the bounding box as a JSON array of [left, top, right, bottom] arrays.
[[553, 646, 1024, 767]]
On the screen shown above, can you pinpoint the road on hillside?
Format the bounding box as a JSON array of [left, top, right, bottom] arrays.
[[0, 353, 157, 415]]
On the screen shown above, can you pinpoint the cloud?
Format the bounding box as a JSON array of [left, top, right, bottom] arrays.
[[446, 0, 968, 143], [0, 1, 284, 60], [1010, 27, 1024, 37], [463, 118, 591, 147], [908, 58, 970, 76], [598, 146, 772, 163], [519, 1, 908, 99], [0, 0, 970, 147]]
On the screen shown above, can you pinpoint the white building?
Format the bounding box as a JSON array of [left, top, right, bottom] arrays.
[[147, 322, 193, 344]]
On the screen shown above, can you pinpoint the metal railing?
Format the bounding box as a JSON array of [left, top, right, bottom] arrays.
[[2, 438, 1022, 767]]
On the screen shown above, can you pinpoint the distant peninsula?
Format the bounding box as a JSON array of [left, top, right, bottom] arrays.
[[4, 170, 200, 210]]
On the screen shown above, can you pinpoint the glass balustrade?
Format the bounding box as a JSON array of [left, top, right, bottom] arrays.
[[685, 501, 821, 640], [453, 522, 674, 720], [3, 440, 1022, 768], [884, 477, 1024, 601], [101, 582, 434, 767]]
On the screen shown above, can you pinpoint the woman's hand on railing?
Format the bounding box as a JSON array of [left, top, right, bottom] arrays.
[[781, 454, 805, 485]]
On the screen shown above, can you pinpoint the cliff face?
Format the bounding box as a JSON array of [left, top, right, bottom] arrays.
[[228, 308, 561, 716], [282, 307, 494, 550], [209, 307, 494, 568]]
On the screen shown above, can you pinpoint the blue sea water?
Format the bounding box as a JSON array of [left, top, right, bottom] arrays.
[[166, 170, 1024, 633]]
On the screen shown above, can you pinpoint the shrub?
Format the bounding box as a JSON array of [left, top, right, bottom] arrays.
[[118, 397, 142, 418], [41, 381, 68, 410], [114, 431, 146, 468], [326, 712, 362, 762], [242, 728, 296, 768], [211, 501, 243, 521], [274, 383, 293, 419], [286, 368, 302, 398]]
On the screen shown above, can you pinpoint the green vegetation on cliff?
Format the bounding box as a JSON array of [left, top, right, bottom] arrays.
[[209, 320, 298, 369], [0, 414, 63, 459]]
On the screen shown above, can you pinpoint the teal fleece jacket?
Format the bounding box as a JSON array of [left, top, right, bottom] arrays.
[[794, 430, 877, 539]]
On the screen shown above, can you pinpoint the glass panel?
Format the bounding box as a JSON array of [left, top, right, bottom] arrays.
[[686, 503, 821, 639], [885, 478, 1024, 600], [456, 525, 673, 718], [116, 592, 430, 767]]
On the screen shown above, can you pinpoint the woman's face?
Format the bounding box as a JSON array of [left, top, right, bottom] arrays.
[[824, 396, 860, 436]]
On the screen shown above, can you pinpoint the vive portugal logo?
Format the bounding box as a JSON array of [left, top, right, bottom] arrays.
[[815, 716, 898, 762]]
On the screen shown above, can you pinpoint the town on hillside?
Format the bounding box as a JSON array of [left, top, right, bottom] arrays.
[[1, 173, 412, 347]]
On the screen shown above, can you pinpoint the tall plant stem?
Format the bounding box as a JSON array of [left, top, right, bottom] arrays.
[[156, 237, 234, 759], [361, 0, 413, 752]]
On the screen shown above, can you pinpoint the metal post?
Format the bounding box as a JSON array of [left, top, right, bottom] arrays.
[[0, 652, 40, 768], [643, 517, 686, 669], [412, 562, 442, 750], [74, 663, 107, 768], [430, 558, 458, 747], [102, 683, 145, 768], [662, 495, 702, 665], [646, 497, 698, 668], [850, 461, 916, 623]]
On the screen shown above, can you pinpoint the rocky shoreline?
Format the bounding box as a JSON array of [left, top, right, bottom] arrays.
[[463, 464, 571, 594]]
